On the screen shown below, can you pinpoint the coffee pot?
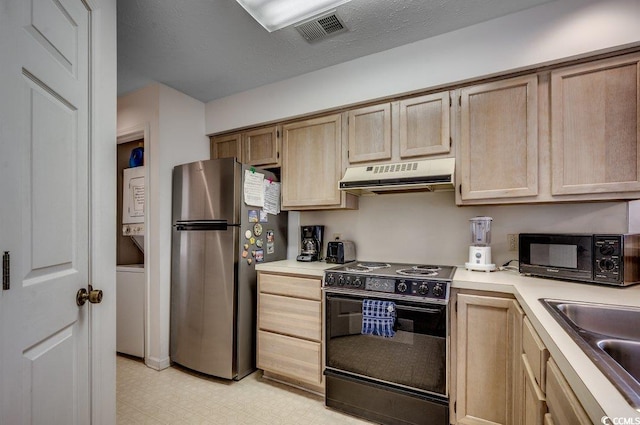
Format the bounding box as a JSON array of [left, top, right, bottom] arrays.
[[296, 225, 324, 262]]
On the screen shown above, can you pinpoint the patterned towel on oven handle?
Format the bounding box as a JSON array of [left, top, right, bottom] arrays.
[[361, 299, 396, 338]]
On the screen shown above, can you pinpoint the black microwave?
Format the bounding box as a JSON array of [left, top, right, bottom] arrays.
[[519, 233, 640, 287]]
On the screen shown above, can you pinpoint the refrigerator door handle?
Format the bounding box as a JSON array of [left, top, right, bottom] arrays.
[[174, 220, 240, 231]]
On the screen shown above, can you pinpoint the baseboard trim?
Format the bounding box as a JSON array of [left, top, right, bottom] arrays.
[[145, 356, 171, 370]]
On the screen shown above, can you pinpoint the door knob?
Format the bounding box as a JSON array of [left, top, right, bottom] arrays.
[[76, 286, 103, 306]]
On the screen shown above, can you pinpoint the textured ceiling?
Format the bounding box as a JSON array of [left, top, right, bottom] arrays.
[[117, 0, 550, 103]]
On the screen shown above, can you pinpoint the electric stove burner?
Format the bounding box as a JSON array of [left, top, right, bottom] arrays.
[[396, 268, 439, 276], [357, 262, 391, 269], [413, 265, 442, 272], [345, 265, 374, 272]]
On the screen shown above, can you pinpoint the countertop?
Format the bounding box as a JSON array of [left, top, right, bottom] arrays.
[[256, 259, 338, 277], [256, 259, 640, 421]]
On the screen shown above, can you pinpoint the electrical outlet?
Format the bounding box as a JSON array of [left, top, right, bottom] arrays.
[[332, 233, 342, 241], [508, 234, 518, 251]]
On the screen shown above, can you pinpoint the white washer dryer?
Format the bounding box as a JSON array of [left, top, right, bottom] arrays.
[[116, 264, 145, 358]]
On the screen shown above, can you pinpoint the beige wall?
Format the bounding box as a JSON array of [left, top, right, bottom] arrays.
[[298, 192, 630, 267], [117, 84, 209, 370]]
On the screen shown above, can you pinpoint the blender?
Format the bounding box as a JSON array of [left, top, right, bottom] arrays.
[[465, 216, 496, 272]]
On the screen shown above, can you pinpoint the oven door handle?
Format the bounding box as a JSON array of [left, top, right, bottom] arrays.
[[396, 305, 443, 314], [326, 294, 445, 315]]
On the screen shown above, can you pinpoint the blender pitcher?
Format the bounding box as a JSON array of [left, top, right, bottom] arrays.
[[465, 216, 496, 272]]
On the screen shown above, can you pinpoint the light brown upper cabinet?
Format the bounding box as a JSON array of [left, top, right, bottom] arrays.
[[243, 125, 281, 168], [347, 92, 452, 165], [550, 53, 640, 196], [210, 125, 281, 168], [210, 132, 242, 162], [457, 74, 539, 203], [398, 92, 451, 158], [281, 113, 358, 210], [347, 103, 392, 163]]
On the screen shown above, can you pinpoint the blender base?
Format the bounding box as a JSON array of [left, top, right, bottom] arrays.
[[464, 262, 497, 272]]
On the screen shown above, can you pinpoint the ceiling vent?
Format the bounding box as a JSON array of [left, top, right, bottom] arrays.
[[295, 11, 348, 43]]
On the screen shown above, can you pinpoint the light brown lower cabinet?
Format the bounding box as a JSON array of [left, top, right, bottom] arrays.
[[451, 291, 524, 425], [520, 316, 550, 425], [545, 358, 591, 425], [257, 330, 322, 385], [522, 354, 547, 425], [452, 292, 594, 425], [256, 271, 324, 394]]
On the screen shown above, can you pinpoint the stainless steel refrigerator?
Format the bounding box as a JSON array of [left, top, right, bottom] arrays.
[[170, 158, 287, 380]]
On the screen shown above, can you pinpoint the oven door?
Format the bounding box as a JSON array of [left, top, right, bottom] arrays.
[[325, 292, 447, 397]]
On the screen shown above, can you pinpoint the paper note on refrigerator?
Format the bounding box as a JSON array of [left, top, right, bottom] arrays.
[[244, 170, 264, 207], [263, 180, 281, 215]]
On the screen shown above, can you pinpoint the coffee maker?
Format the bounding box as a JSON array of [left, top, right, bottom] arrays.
[[296, 225, 324, 262]]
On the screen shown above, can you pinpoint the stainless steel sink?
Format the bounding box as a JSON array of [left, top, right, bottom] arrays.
[[540, 299, 640, 411], [553, 302, 640, 341]]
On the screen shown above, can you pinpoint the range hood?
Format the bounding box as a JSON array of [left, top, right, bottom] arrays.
[[339, 158, 455, 195]]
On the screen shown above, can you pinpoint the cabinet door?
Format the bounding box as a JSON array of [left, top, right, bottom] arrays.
[[523, 316, 549, 391], [281, 114, 346, 208], [398, 92, 451, 158], [210, 132, 242, 161], [258, 293, 321, 341], [459, 75, 538, 201], [551, 53, 640, 195], [455, 293, 523, 425], [347, 103, 392, 163], [545, 359, 591, 425], [259, 272, 321, 300], [257, 330, 322, 386], [522, 354, 547, 425], [244, 125, 280, 167]]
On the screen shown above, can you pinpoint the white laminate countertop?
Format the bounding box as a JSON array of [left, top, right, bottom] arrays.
[[256, 260, 640, 421], [255, 259, 338, 277]]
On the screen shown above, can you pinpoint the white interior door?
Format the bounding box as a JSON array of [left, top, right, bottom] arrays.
[[0, 0, 93, 423]]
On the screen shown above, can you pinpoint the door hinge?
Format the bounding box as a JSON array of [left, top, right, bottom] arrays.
[[276, 130, 280, 138], [458, 184, 462, 195], [449, 137, 452, 148], [454, 301, 457, 313], [277, 151, 280, 159], [449, 96, 452, 107], [453, 401, 457, 413], [458, 96, 461, 107], [3, 251, 10, 290]]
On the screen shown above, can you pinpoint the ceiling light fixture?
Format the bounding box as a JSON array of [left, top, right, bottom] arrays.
[[235, 0, 352, 32]]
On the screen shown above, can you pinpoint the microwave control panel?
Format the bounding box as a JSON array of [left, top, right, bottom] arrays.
[[593, 235, 622, 283]]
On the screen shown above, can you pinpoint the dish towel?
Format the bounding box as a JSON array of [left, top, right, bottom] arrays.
[[362, 299, 396, 338]]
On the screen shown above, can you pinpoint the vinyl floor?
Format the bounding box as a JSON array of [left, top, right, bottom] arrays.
[[116, 355, 372, 424]]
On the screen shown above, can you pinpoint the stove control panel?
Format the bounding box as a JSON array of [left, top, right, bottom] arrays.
[[324, 272, 449, 300], [396, 279, 447, 300]]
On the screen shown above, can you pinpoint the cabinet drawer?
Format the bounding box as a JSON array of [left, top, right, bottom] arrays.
[[546, 359, 591, 425], [259, 272, 321, 300], [259, 293, 321, 341], [257, 330, 322, 385], [522, 354, 547, 425], [523, 317, 549, 391]]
